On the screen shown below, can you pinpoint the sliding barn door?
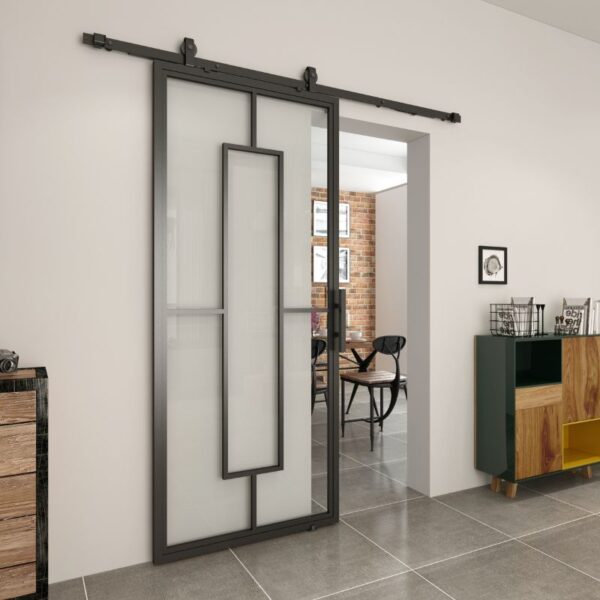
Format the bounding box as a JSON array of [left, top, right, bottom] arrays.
[[153, 61, 340, 562]]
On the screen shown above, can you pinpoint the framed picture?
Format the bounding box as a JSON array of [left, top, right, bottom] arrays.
[[313, 201, 350, 238], [313, 246, 351, 283], [478, 246, 507, 284]]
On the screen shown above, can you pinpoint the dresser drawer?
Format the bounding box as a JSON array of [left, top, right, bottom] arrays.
[[0, 424, 35, 478], [0, 391, 36, 425], [0, 515, 36, 569], [0, 563, 36, 600], [0, 474, 35, 521]]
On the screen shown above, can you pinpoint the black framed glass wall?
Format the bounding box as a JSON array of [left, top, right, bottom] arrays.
[[153, 61, 340, 563]]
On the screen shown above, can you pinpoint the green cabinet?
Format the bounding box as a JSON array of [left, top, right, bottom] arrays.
[[476, 335, 600, 498]]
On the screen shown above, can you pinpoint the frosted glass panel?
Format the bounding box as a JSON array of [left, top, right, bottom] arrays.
[[257, 97, 327, 308], [166, 79, 249, 308], [167, 315, 250, 544], [257, 313, 312, 525], [227, 149, 280, 473], [256, 96, 324, 524]]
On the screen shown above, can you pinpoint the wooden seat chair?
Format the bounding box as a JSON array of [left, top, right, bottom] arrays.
[[341, 335, 407, 450], [311, 338, 328, 413]]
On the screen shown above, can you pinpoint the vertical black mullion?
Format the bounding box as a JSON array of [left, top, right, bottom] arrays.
[[251, 475, 257, 529], [278, 151, 284, 471], [153, 62, 169, 562], [221, 146, 229, 480], [327, 100, 340, 521], [251, 92, 257, 148], [250, 92, 258, 531]]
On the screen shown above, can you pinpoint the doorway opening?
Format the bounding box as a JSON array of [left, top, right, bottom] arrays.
[[311, 117, 430, 512]]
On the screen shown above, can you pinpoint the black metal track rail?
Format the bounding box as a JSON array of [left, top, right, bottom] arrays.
[[82, 33, 461, 123]]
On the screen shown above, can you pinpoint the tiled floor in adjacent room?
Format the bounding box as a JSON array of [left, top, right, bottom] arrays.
[[50, 391, 600, 599]]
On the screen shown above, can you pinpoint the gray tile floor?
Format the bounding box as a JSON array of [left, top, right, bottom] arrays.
[[50, 392, 600, 599]]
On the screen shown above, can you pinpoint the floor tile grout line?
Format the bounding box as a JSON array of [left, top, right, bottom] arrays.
[[434, 494, 599, 542], [230, 548, 273, 600], [520, 482, 596, 514], [411, 571, 457, 600], [415, 538, 514, 571], [340, 495, 424, 516], [337, 450, 410, 486], [432, 496, 600, 583], [515, 537, 600, 585], [432, 497, 518, 538], [82, 576, 89, 600], [310, 571, 409, 600], [515, 513, 597, 539], [340, 518, 457, 600], [340, 518, 411, 570]]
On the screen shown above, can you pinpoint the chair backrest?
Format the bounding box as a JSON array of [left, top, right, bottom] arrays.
[[311, 338, 327, 364], [373, 335, 406, 384]]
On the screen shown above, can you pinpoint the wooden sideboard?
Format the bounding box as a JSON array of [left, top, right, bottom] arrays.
[[476, 335, 600, 498], [0, 369, 47, 600]]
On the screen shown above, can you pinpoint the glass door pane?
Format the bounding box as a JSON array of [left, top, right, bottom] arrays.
[[255, 96, 330, 525], [165, 78, 251, 545]]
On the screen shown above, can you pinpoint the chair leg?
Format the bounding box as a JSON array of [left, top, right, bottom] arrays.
[[311, 390, 315, 414], [380, 388, 384, 431], [404, 383, 408, 401], [368, 387, 375, 451], [341, 380, 346, 438], [345, 384, 359, 414]]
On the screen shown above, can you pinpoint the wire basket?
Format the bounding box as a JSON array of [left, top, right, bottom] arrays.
[[490, 303, 538, 337]]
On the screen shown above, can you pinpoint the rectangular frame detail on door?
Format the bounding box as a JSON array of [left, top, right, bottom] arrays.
[[222, 143, 284, 480], [153, 60, 340, 564]]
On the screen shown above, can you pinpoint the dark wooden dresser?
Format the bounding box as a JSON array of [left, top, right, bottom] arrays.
[[0, 369, 47, 600]]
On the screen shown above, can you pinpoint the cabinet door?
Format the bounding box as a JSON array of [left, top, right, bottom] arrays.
[[515, 385, 562, 479], [563, 337, 600, 423]]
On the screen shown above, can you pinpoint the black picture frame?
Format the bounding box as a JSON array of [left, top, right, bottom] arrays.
[[478, 246, 507, 285]]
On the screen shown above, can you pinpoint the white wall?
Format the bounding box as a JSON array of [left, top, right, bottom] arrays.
[[376, 185, 408, 374], [4, 0, 600, 583]]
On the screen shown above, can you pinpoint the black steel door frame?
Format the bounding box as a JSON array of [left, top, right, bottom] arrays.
[[153, 60, 341, 564]]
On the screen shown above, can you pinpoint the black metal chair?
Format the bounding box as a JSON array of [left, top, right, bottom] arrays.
[[341, 335, 407, 450], [312, 338, 328, 413]]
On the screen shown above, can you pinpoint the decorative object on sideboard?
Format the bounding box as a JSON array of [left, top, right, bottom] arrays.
[[535, 304, 546, 336], [478, 246, 507, 284], [490, 303, 538, 337], [563, 298, 591, 335], [0, 350, 18, 373], [512, 297, 534, 336]]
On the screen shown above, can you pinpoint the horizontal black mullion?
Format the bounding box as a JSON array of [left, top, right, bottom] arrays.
[[167, 307, 224, 315], [284, 307, 328, 313]]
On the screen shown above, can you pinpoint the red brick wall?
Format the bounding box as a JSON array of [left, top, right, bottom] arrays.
[[311, 188, 376, 344]]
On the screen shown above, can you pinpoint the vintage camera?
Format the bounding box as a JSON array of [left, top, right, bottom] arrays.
[[0, 350, 19, 374]]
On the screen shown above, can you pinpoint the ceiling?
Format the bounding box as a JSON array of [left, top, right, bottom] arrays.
[[481, 0, 600, 44], [312, 130, 407, 193]]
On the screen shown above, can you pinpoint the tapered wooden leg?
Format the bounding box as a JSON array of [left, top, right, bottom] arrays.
[[505, 482, 518, 499], [490, 476, 502, 493], [577, 465, 593, 480], [380, 388, 384, 431]]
